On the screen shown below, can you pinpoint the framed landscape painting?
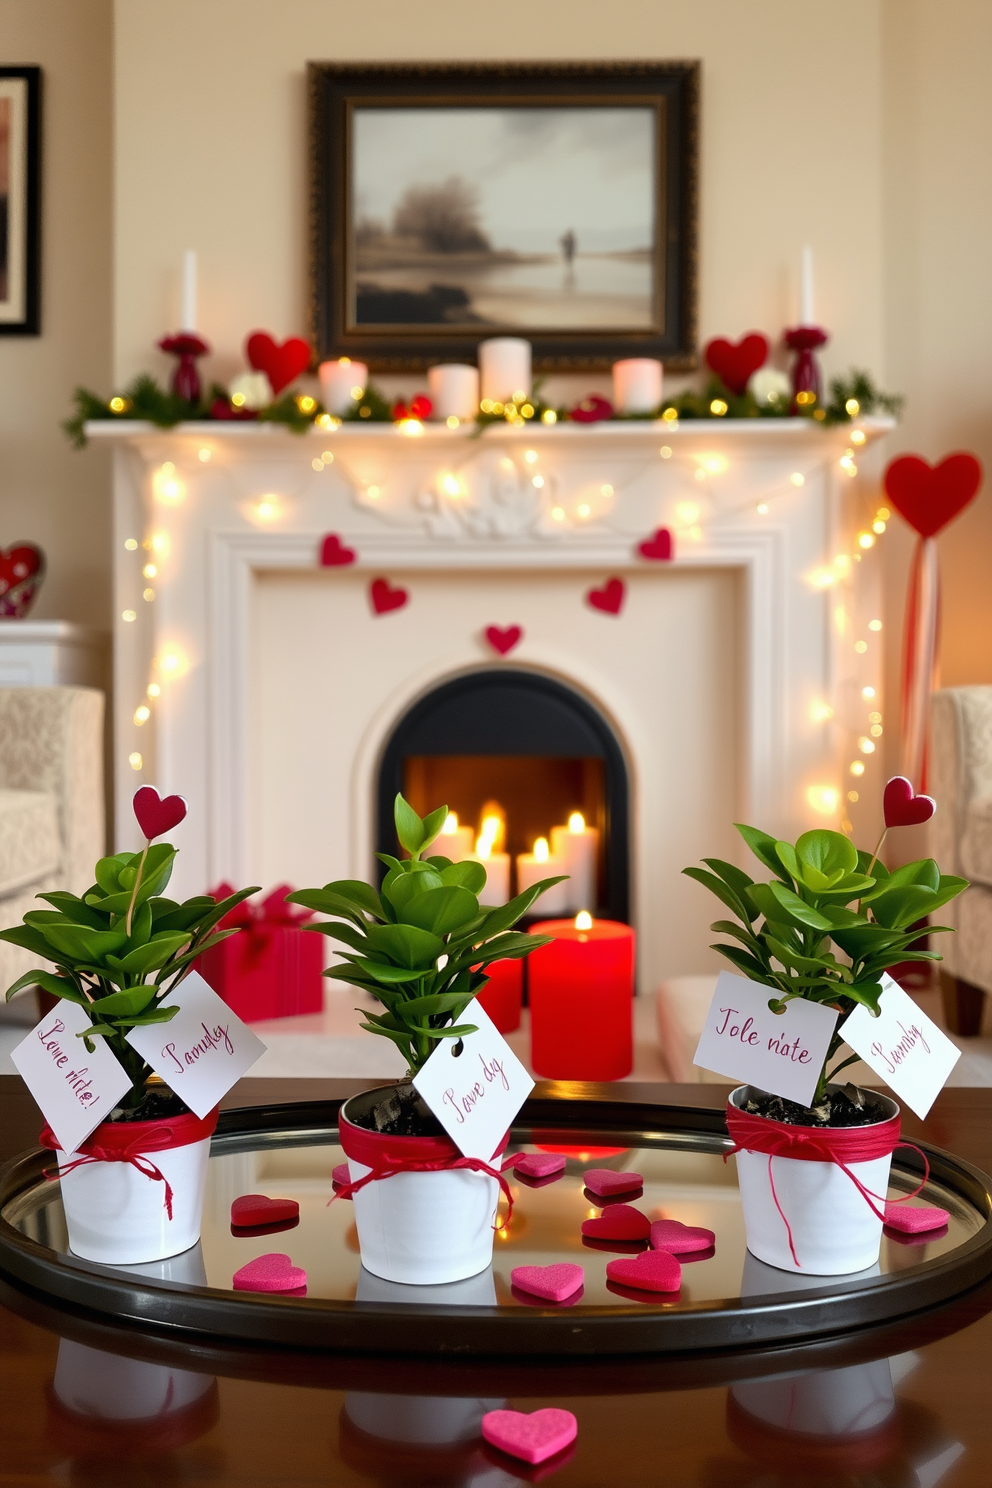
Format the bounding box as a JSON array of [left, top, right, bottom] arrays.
[[0, 67, 41, 336], [309, 62, 698, 371]]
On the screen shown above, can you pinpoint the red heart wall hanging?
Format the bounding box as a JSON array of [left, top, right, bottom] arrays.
[[133, 786, 188, 840], [245, 332, 312, 396], [884, 453, 982, 537], [637, 527, 674, 561], [586, 577, 625, 615], [319, 533, 357, 567], [484, 624, 522, 655], [0, 542, 45, 618], [369, 577, 408, 615], [883, 775, 936, 828], [704, 333, 769, 396]]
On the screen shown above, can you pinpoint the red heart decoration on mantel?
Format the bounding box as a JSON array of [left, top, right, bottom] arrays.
[[369, 577, 408, 615], [704, 333, 769, 396], [884, 453, 982, 538], [883, 775, 936, 828], [319, 533, 357, 567], [485, 624, 522, 656], [231, 1194, 300, 1229], [133, 786, 188, 840], [637, 527, 674, 562], [586, 577, 625, 615], [245, 331, 312, 396], [0, 542, 45, 618]]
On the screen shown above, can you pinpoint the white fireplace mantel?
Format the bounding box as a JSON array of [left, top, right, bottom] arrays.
[[91, 415, 892, 986]]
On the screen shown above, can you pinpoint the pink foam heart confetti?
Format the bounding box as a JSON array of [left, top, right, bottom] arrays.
[[232, 1252, 307, 1294], [581, 1204, 650, 1242], [511, 1264, 584, 1303], [606, 1250, 681, 1294], [482, 1408, 578, 1466], [231, 1194, 300, 1228], [649, 1219, 715, 1254], [511, 1152, 566, 1180], [132, 785, 188, 840], [884, 1200, 950, 1233], [583, 1168, 643, 1198]]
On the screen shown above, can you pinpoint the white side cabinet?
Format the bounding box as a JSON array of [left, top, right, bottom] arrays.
[[0, 621, 107, 688]]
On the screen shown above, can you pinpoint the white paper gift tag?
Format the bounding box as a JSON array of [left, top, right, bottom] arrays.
[[413, 998, 534, 1162], [840, 973, 960, 1118], [11, 1000, 134, 1156], [125, 970, 265, 1119], [693, 971, 839, 1106]]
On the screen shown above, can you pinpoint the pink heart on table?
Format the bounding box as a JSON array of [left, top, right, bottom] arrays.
[[637, 527, 674, 562], [883, 1200, 950, 1234], [369, 577, 408, 615], [583, 1168, 643, 1198], [511, 1152, 565, 1180], [581, 1204, 650, 1242], [482, 1408, 578, 1466], [586, 577, 625, 615], [883, 775, 936, 828], [606, 1249, 681, 1294], [511, 1263, 584, 1303], [231, 1194, 300, 1228], [132, 786, 188, 840], [232, 1252, 307, 1294], [320, 533, 357, 567], [649, 1219, 715, 1254], [485, 624, 522, 656]]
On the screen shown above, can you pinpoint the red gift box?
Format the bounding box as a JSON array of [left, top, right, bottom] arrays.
[[475, 958, 523, 1034], [197, 884, 324, 1023]]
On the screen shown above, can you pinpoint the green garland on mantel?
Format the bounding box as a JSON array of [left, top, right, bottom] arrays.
[[65, 366, 901, 449]]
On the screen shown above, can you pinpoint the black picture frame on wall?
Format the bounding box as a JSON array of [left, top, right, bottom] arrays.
[[308, 62, 698, 372], [0, 66, 41, 336]]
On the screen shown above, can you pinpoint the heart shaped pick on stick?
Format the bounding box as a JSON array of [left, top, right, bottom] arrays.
[[704, 333, 769, 396], [649, 1219, 715, 1254], [883, 776, 936, 829], [511, 1263, 584, 1303], [583, 1168, 643, 1198], [606, 1249, 681, 1294], [482, 1408, 578, 1465], [232, 1252, 307, 1293], [245, 332, 311, 396], [637, 527, 674, 562], [485, 624, 522, 656], [586, 577, 625, 615], [319, 533, 357, 567], [511, 1152, 565, 1179], [132, 786, 188, 840], [884, 453, 982, 538], [231, 1194, 300, 1228], [369, 577, 408, 615], [581, 1204, 650, 1242]]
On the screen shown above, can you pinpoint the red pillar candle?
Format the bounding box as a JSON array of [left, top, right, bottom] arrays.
[[528, 916, 635, 1080], [475, 957, 523, 1034]]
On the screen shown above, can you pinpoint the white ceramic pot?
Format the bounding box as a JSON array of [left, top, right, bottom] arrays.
[[339, 1089, 504, 1286], [54, 1339, 215, 1422], [730, 1085, 898, 1276]]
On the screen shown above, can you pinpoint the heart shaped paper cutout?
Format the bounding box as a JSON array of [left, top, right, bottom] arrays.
[[606, 1249, 681, 1294], [369, 577, 408, 615], [883, 1200, 950, 1234], [0, 542, 45, 618], [637, 527, 673, 562], [649, 1219, 715, 1254], [511, 1152, 565, 1179], [320, 533, 357, 567], [581, 1204, 650, 1242], [883, 775, 936, 828], [485, 624, 522, 656], [245, 332, 311, 396], [586, 577, 625, 615], [231, 1194, 300, 1228], [511, 1263, 584, 1302], [133, 786, 188, 840], [705, 333, 769, 396], [482, 1408, 578, 1465], [583, 1167, 643, 1197], [884, 453, 982, 538], [232, 1252, 307, 1293]]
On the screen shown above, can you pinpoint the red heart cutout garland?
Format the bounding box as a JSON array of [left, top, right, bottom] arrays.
[[482, 1408, 578, 1465], [133, 786, 188, 840], [485, 624, 522, 656], [638, 527, 673, 561], [231, 1194, 300, 1228], [883, 775, 935, 828], [586, 577, 625, 615], [245, 332, 312, 396], [0, 542, 45, 618], [704, 333, 769, 396], [884, 453, 982, 538], [369, 578, 408, 615], [232, 1252, 307, 1294], [320, 533, 357, 567]]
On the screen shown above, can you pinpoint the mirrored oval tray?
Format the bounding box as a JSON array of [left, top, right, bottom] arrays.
[[1, 1095, 990, 1356]]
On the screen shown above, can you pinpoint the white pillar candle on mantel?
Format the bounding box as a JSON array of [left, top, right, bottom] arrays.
[[436, 812, 474, 863], [427, 364, 480, 422], [472, 841, 510, 906], [516, 838, 569, 915], [478, 337, 531, 404], [319, 357, 368, 416], [550, 813, 599, 913], [612, 358, 663, 415], [180, 250, 197, 333], [800, 245, 815, 325]]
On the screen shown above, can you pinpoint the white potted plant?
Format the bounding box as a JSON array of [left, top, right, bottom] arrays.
[[685, 821, 967, 1274], [288, 794, 563, 1285]]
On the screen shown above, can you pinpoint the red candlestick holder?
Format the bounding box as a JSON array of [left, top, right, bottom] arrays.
[[528, 917, 635, 1080], [784, 325, 828, 412], [158, 332, 210, 405]]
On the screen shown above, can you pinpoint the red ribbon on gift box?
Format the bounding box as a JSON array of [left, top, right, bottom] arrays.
[[208, 884, 313, 965]]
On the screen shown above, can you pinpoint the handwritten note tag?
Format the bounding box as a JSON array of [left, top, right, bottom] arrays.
[[413, 998, 534, 1161], [125, 971, 265, 1118], [11, 1000, 133, 1156], [693, 971, 839, 1106], [840, 973, 960, 1118]]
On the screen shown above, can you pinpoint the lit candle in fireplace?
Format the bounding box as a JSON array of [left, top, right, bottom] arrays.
[[528, 913, 635, 1080], [516, 837, 568, 914], [436, 811, 473, 863], [472, 831, 510, 906], [550, 812, 599, 913]]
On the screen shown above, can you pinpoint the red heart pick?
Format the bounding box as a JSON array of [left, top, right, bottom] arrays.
[[0, 542, 45, 618], [883, 775, 936, 828], [510, 1263, 584, 1303], [606, 1249, 682, 1294], [319, 533, 357, 567], [884, 453, 982, 538], [482, 1408, 578, 1465], [132, 786, 188, 840], [583, 1167, 643, 1197], [485, 624, 522, 655], [369, 577, 408, 615], [637, 527, 673, 562], [581, 1203, 650, 1242], [704, 333, 769, 396], [245, 332, 312, 396], [232, 1252, 307, 1294], [231, 1194, 300, 1228], [586, 577, 625, 615], [511, 1152, 565, 1179], [649, 1219, 715, 1254]]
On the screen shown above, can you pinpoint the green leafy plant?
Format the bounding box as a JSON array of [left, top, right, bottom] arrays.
[[684, 825, 967, 1104], [1, 846, 258, 1108], [287, 794, 566, 1076]]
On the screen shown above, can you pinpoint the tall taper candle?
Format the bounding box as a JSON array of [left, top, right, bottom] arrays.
[[180, 250, 197, 333], [800, 246, 814, 326]]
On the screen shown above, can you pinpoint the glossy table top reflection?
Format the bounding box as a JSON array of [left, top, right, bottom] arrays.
[[3, 1075, 992, 1486]]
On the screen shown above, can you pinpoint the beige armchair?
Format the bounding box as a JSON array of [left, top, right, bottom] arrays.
[[930, 686, 992, 1035], [0, 687, 105, 1022]]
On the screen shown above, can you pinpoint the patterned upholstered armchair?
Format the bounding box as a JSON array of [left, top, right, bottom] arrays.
[[930, 686, 992, 1035], [0, 687, 105, 1022]]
